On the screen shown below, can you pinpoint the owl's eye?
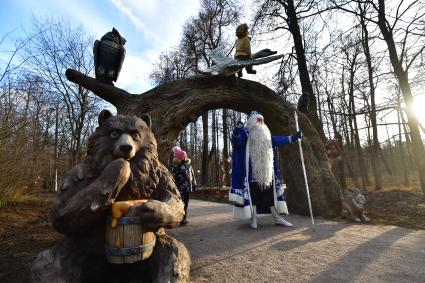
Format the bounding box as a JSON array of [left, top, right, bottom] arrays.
[[110, 130, 120, 139]]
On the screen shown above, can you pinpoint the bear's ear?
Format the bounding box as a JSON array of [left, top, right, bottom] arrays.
[[141, 114, 151, 128], [98, 110, 113, 127]]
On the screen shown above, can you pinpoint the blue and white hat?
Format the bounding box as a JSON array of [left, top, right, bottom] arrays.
[[247, 110, 264, 130], [248, 110, 262, 118]]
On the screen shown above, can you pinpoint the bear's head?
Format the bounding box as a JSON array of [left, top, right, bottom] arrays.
[[87, 110, 156, 172]]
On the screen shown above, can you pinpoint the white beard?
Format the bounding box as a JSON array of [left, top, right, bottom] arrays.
[[248, 122, 274, 187]]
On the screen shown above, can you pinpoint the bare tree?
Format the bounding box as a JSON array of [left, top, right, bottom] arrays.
[[0, 30, 36, 83], [330, 0, 425, 193], [0, 72, 57, 195], [149, 48, 193, 86], [375, 0, 425, 193], [342, 35, 370, 189], [22, 17, 100, 166], [147, 0, 243, 186], [357, 2, 382, 190], [179, 0, 241, 186], [253, 0, 327, 141]]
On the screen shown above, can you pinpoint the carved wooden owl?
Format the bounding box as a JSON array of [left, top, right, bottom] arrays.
[[93, 28, 126, 84]]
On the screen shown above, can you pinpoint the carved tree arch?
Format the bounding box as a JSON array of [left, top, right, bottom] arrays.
[[66, 69, 341, 217]]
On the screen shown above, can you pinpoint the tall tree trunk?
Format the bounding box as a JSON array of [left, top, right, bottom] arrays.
[[350, 100, 369, 189], [181, 128, 188, 150], [359, 4, 381, 190], [400, 113, 414, 169], [213, 110, 219, 185], [326, 96, 337, 137], [340, 93, 357, 185], [201, 113, 209, 185], [340, 71, 351, 147], [210, 110, 218, 186], [285, 0, 326, 141], [189, 123, 194, 158], [314, 79, 323, 126], [377, 0, 425, 193], [344, 70, 359, 186], [193, 121, 200, 184], [326, 95, 347, 189], [378, 149, 392, 175], [398, 101, 409, 186], [222, 109, 230, 186], [73, 124, 83, 167], [385, 125, 394, 172], [347, 50, 370, 189]]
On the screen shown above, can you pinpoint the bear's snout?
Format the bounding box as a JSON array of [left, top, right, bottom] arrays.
[[114, 134, 137, 160], [120, 144, 133, 153]]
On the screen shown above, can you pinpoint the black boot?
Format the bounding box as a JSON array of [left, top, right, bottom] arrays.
[[237, 70, 243, 77], [246, 66, 256, 74]]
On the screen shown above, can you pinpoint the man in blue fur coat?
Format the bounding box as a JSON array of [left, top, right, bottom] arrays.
[[229, 111, 301, 228]]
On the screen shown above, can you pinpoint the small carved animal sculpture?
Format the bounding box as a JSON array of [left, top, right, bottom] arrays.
[[342, 188, 370, 223], [31, 110, 190, 283]]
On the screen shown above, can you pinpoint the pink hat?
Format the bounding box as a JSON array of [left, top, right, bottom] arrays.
[[173, 146, 187, 160]]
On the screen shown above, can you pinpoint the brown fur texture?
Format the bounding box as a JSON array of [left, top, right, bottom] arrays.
[[31, 110, 190, 282], [342, 188, 370, 223]]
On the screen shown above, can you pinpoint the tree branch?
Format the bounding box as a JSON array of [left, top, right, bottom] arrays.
[[65, 69, 134, 107]]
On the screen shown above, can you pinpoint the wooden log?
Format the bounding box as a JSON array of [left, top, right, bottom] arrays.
[[105, 200, 156, 264]]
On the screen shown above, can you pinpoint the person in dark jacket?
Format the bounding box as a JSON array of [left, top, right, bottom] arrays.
[[171, 146, 197, 225]]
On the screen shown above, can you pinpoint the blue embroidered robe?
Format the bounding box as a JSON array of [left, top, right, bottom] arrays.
[[229, 126, 292, 219]]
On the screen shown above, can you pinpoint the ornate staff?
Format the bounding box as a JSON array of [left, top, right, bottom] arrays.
[[294, 111, 315, 229]]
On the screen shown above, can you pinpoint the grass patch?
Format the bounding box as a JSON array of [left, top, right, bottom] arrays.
[[0, 188, 50, 208]]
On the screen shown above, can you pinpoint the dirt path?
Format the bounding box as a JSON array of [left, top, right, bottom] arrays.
[[0, 194, 62, 283], [1, 195, 424, 282], [170, 200, 425, 283]]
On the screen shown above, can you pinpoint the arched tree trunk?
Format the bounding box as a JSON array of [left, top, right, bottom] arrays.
[[66, 69, 342, 217]]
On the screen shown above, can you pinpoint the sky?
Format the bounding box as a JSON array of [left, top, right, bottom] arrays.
[[0, 0, 203, 93]]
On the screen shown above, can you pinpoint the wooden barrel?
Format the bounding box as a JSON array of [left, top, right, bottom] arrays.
[[105, 200, 156, 264]]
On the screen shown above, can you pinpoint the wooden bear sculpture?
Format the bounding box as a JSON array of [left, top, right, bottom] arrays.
[[31, 110, 190, 283]]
